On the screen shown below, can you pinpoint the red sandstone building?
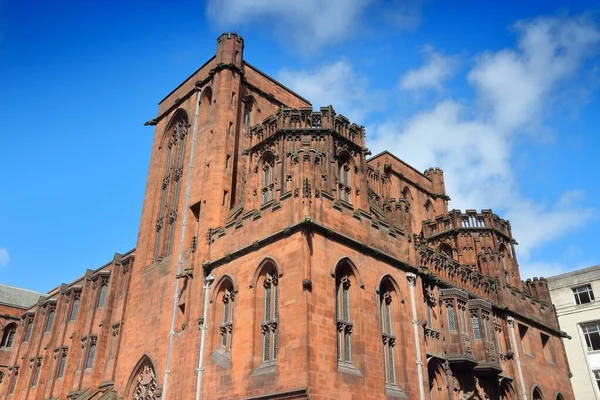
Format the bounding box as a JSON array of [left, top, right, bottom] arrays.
[[0, 34, 574, 400]]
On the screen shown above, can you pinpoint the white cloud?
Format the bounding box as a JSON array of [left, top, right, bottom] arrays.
[[278, 60, 384, 122], [370, 15, 600, 276], [0, 248, 10, 268], [399, 46, 460, 91], [206, 0, 425, 52]]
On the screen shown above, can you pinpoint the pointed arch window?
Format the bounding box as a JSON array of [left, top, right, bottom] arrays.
[[23, 315, 34, 342], [97, 277, 109, 308], [261, 157, 276, 204], [70, 291, 81, 321], [243, 98, 253, 126], [1, 323, 17, 348], [131, 363, 158, 399], [86, 337, 97, 369], [379, 285, 396, 385], [220, 287, 235, 352], [45, 306, 56, 332], [425, 200, 435, 220], [337, 157, 351, 203], [8, 366, 18, 395], [261, 271, 278, 362], [31, 358, 41, 387], [57, 348, 68, 379], [336, 269, 353, 364], [154, 113, 189, 262]]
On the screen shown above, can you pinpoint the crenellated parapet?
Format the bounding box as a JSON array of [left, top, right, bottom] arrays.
[[422, 209, 513, 241], [247, 106, 365, 151]]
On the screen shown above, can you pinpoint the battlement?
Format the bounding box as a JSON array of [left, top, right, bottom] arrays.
[[217, 31, 244, 45], [422, 209, 513, 239], [248, 106, 366, 150], [423, 167, 444, 177]]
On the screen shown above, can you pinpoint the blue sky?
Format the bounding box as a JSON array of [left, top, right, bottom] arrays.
[[1, 0, 599, 292]]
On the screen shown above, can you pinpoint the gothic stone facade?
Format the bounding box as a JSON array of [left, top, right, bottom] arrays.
[[0, 33, 574, 400]]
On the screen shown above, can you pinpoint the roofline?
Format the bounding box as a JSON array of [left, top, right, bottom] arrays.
[[368, 150, 431, 181], [158, 56, 216, 105], [243, 61, 312, 106], [0, 283, 46, 297], [547, 264, 600, 282]]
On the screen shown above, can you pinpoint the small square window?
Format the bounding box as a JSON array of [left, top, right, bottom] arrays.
[[573, 284, 595, 305]]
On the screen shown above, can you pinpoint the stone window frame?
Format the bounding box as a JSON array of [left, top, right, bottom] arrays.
[[260, 155, 276, 206], [67, 288, 82, 322], [30, 357, 42, 387], [8, 365, 19, 395], [572, 283, 595, 305], [581, 321, 600, 352], [56, 346, 68, 380], [1, 322, 17, 348], [85, 335, 98, 370], [153, 109, 190, 262], [337, 157, 352, 204], [44, 301, 57, 333], [22, 313, 34, 343], [210, 274, 238, 370]]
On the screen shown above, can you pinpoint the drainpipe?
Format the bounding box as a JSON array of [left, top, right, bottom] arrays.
[[162, 88, 201, 400], [195, 274, 215, 400], [507, 316, 528, 400], [406, 272, 426, 400]]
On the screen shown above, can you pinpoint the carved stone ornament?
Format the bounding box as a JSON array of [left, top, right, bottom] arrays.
[[132, 364, 159, 400]]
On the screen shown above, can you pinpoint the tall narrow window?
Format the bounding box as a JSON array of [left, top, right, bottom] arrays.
[[57, 349, 68, 379], [220, 288, 235, 352], [336, 272, 353, 364], [154, 112, 189, 262], [31, 359, 41, 387], [70, 293, 81, 321], [582, 321, 600, 351], [594, 370, 600, 392], [23, 316, 33, 342], [518, 324, 531, 354], [471, 310, 481, 340], [261, 159, 275, 204], [243, 99, 253, 126], [541, 333, 554, 362], [86, 337, 97, 369], [446, 301, 456, 333], [425, 200, 434, 220], [380, 286, 396, 385], [261, 271, 278, 362], [45, 306, 55, 332], [337, 159, 351, 203], [1, 323, 16, 348], [9, 367, 18, 395], [97, 279, 108, 308]]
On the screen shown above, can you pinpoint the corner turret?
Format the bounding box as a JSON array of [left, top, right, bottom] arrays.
[[216, 32, 244, 67]]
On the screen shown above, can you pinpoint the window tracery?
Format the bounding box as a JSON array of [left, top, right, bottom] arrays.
[[261, 271, 278, 362]]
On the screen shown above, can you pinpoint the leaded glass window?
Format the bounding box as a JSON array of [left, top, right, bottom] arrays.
[[45, 307, 55, 332], [97, 282, 108, 308], [261, 161, 275, 204], [70, 292, 81, 321], [336, 274, 353, 363], [471, 311, 481, 340], [446, 302, 456, 332], [380, 289, 396, 385], [220, 288, 235, 352], [24, 316, 33, 342], [261, 271, 278, 362], [338, 161, 351, 203], [57, 349, 68, 379], [154, 116, 188, 261], [86, 338, 97, 369]]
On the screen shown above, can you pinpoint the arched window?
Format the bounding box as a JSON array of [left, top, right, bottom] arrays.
[[336, 263, 355, 364], [45, 306, 56, 332], [125, 356, 158, 399], [261, 156, 276, 204], [261, 269, 278, 362], [23, 315, 33, 342], [57, 348, 68, 379], [428, 360, 450, 400], [425, 200, 435, 220], [532, 386, 543, 400], [243, 97, 254, 126], [97, 279, 109, 308], [379, 280, 397, 386], [86, 337, 97, 369], [555, 394, 565, 400], [337, 155, 351, 203], [219, 282, 235, 353], [1, 323, 17, 348], [438, 243, 453, 259], [202, 88, 212, 123], [70, 294, 81, 321], [154, 111, 189, 262]]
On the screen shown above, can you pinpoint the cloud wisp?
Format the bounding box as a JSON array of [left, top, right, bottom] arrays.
[[206, 0, 427, 53], [0, 248, 10, 268], [278, 14, 600, 276]]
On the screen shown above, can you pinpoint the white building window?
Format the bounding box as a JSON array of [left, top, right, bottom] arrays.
[[582, 321, 600, 352], [594, 370, 600, 392], [573, 284, 595, 305]]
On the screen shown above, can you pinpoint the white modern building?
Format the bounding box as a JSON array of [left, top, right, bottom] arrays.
[[548, 265, 600, 400]]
